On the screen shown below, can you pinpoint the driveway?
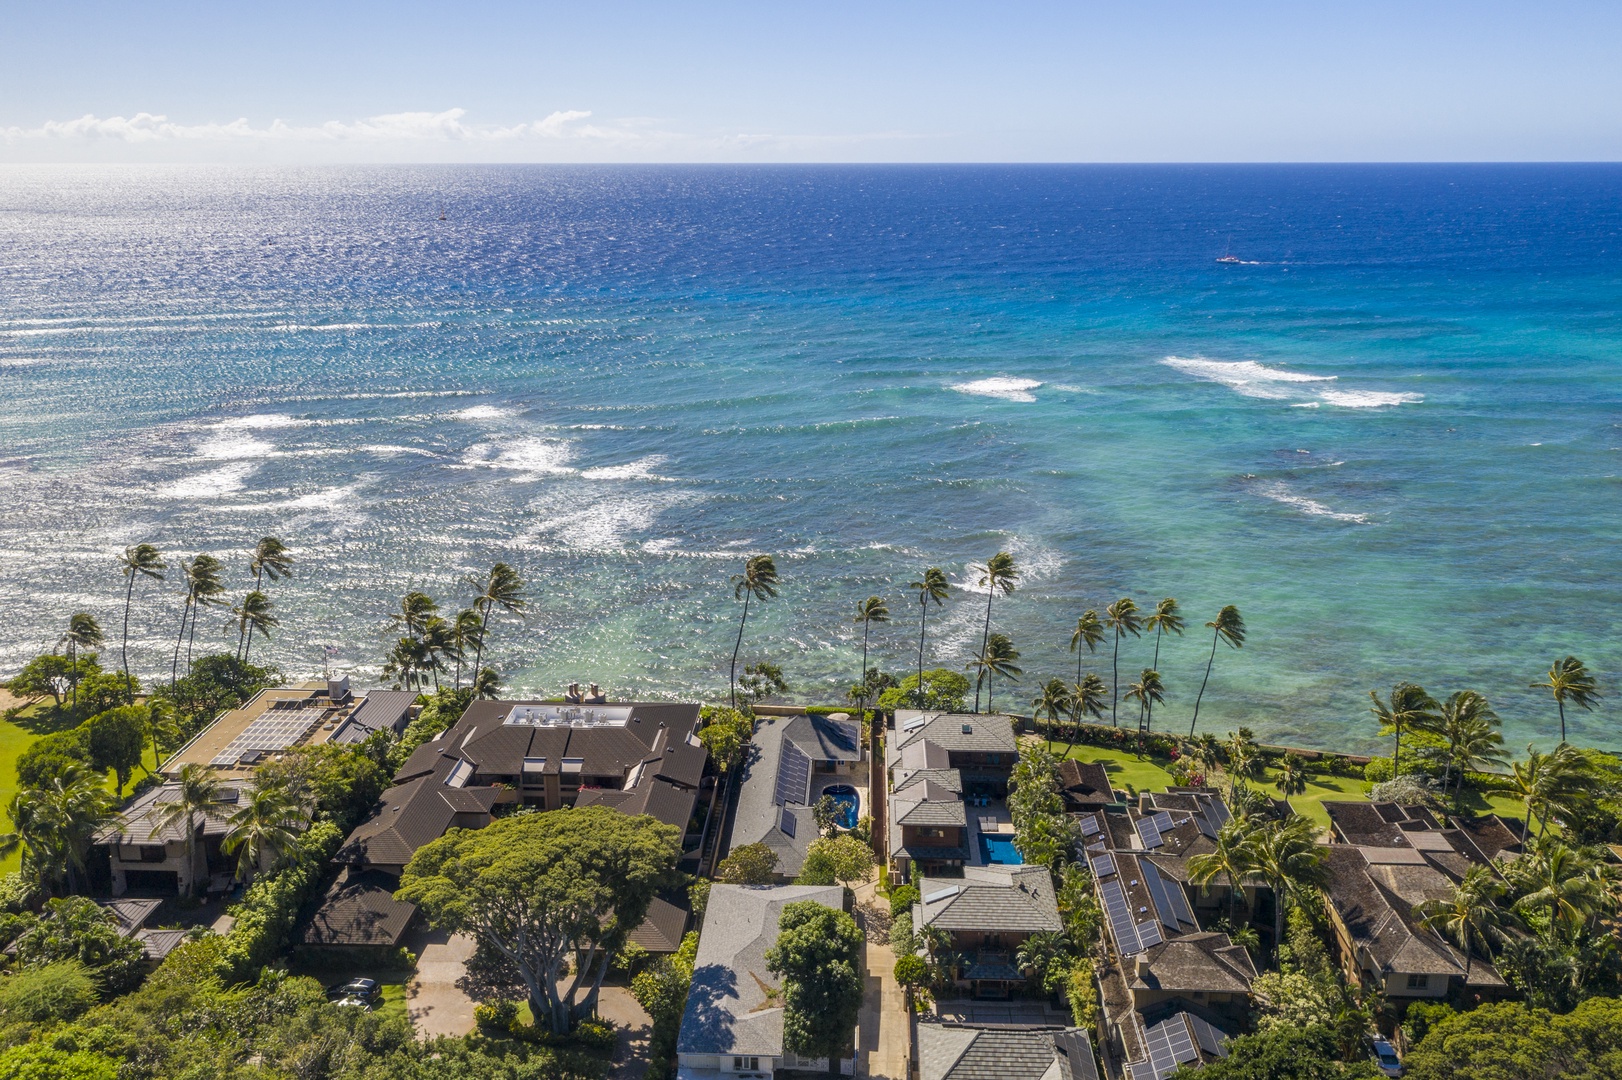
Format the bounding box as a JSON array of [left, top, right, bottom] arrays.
[[406, 928, 477, 1038], [597, 985, 653, 1079]]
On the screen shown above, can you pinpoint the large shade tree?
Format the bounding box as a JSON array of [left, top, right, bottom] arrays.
[[765, 900, 865, 1077], [397, 806, 680, 1035]]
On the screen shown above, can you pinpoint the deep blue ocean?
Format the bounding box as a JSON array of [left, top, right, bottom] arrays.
[[1, 164, 1618, 753]]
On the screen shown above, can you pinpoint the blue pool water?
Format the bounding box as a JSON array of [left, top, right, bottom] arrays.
[[822, 785, 860, 830], [980, 833, 1024, 865]]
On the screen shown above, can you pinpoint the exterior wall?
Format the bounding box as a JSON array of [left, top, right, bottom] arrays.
[[1377, 969, 1449, 999], [109, 837, 204, 896]]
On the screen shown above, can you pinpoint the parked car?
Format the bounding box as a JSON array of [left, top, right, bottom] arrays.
[[327, 978, 381, 1006], [1371, 1037, 1403, 1077]]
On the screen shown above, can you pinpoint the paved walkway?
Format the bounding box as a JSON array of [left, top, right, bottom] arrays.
[[854, 875, 911, 1080], [597, 985, 653, 1079], [407, 929, 478, 1038]]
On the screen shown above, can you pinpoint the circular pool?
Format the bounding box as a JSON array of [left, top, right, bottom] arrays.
[[821, 784, 861, 830]]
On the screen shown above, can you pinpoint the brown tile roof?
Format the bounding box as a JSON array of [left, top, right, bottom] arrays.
[[1128, 932, 1257, 994], [302, 868, 418, 947], [1059, 760, 1117, 809], [336, 773, 498, 868], [628, 896, 690, 954], [1321, 845, 1467, 978]]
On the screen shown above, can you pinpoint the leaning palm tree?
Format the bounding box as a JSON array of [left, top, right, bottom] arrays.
[[968, 633, 1022, 714], [1190, 605, 1244, 737], [117, 543, 166, 703], [1418, 865, 1513, 962], [1126, 668, 1166, 748], [1032, 678, 1073, 751], [1103, 598, 1142, 726], [1251, 815, 1328, 961], [852, 596, 890, 719], [1531, 656, 1601, 744], [1435, 691, 1505, 806], [170, 555, 223, 690], [1368, 682, 1440, 780], [150, 764, 221, 897], [232, 590, 278, 664], [729, 555, 780, 709], [1509, 839, 1604, 932], [971, 553, 1019, 712], [58, 612, 104, 712], [184, 555, 227, 676], [467, 563, 526, 678], [1066, 674, 1108, 756], [1189, 816, 1260, 924], [450, 608, 485, 691], [220, 784, 305, 884], [1275, 754, 1309, 798], [1069, 610, 1105, 688], [420, 615, 458, 692], [246, 536, 293, 592], [1508, 743, 1591, 840], [0, 767, 121, 897], [1145, 598, 1185, 673], [471, 666, 503, 700], [908, 568, 950, 704]]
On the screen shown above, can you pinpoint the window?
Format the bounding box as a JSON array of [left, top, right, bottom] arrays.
[[731, 1057, 760, 1072], [1406, 973, 1427, 989]]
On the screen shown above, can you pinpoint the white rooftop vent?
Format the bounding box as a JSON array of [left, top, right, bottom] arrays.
[[561, 757, 584, 774], [445, 759, 475, 788], [901, 715, 928, 733], [522, 757, 547, 773], [505, 704, 632, 728], [923, 885, 962, 904]]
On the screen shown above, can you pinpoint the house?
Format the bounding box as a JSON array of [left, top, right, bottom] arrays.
[[1123, 1006, 1234, 1080], [918, 1024, 1099, 1080], [96, 898, 187, 964], [161, 678, 416, 780], [309, 699, 707, 950], [727, 714, 865, 880], [676, 883, 853, 1079], [888, 712, 1019, 796], [1058, 760, 1118, 812], [885, 712, 1019, 882], [889, 768, 970, 880], [913, 865, 1063, 999], [91, 780, 249, 897]]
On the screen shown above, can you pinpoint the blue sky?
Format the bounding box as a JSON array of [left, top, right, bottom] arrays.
[[2, 0, 1619, 162]]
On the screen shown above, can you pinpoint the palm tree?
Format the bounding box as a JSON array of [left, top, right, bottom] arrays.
[[1066, 674, 1108, 756], [908, 568, 950, 704], [220, 784, 305, 883], [852, 596, 890, 721], [1032, 678, 1073, 751], [471, 666, 503, 700], [246, 536, 293, 592], [1509, 840, 1604, 932], [1224, 732, 1260, 802], [170, 555, 224, 690], [1145, 597, 1185, 673], [971, 553, 1019, 712], [420, 615, 458, 692], [1508, 743, 1591, 840], [1275, 754, 1309, 798], [1189, 816, 1259, 924], [451, 608, 484, 691], [467, 563, 527, 680], [1126, 668, 1166, 748], [0, 767, 121, 896], [1418, 865, 1513, 961], [184, 555, 227, 676], [392, 591, 440, 641], [1368, 682, 1440, 780], [383, 637, 430, 691], [1435, 691, 1505, 806], [1190, 606, 1244, 737], [117, 543, 166, 703], [1069, 610, 1105, 688], [58, 612, 104, 712], [1103, 598, 1141, 726], [729, 555, 780, 709], [151, 765, 221, 897], [1251, 815, 1328, 961], [146, 699, 180, 776], [232, 590, 278, 664], [968, 633, 1021, 714], [1531, 656, 1601, 744]]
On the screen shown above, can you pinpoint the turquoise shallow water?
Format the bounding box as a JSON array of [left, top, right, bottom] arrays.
[[0, 164, 1618, 753]]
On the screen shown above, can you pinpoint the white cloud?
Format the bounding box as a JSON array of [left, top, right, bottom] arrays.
[[0, 108, 621, 144]]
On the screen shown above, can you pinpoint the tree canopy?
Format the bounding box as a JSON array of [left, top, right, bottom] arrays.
[[715, 842, 779, 885], [1402, 997, 1622, 1080], [765, 900, 864, 1071], [1173, 1024, 1381, 1080], [398, 806, 680, 1035]]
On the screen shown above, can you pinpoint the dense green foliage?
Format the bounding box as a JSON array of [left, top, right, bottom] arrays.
[[389, 688, 472, 770], [14, 728, 92, 789], [1173, 1024, 1380, 1080], [630, 930, 698, 1080], [84, 706, 147, 796], [795, 835, 873, 888], [0, 961, 99, 1026], [715, 842, 779, 884], [766, 900, 864, 1067], [216, 820, 343, 983], [1402, 997, 1622, 1080], [11, 897, 144, 995], [875, 668, 969, 713], [155, 654, 282, 746]]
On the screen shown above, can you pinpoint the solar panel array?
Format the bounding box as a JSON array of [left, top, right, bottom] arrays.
[[1152, 810, 1175, 832], [774, 742, 810, 805], [209, 705, 328, 766], [780, 808, 798, 838], [1208, 796, 1231, 827], [1100, 878, 1141, 956], [1078, 814, 1101, 837], [1136, 814, 1163, 850], [1189, 1014, 1229, 1058], [1141, 859, 1197, 931], [1138, 1015, 1202, 1080], [1089, 852, 1117, 879], [901, 715, 928, 733], [1136, 919, 1164, 948]]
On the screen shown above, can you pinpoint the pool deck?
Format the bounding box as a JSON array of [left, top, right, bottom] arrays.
[[812, 776, 866, 829], [963, 799, 1013, 867]]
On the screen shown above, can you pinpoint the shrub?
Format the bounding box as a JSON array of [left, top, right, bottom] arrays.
[[893, 952, 929, 990], [0, 961, 99, 1024], [1065, 959, 1098, 1030], [0, 1043, 119, 1080], [216, 820, 343, 983], [15, 728, 92, 789], [573, 1018, 617, 1051], [1363, 757, 1394, 784], [474, 999, 519, 1031], [13, 897, 143, 995], [1369, 775, 1441, 808], [889, 884, 920, 919]]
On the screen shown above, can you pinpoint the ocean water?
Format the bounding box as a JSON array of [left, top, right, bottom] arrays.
[[1, 164, 1619, 754]]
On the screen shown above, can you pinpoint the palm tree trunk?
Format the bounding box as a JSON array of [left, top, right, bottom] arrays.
[[1557, 700, 1566, 743], [1394, 723, 1402, 779], [917, 598, 927, 708], [472, 601, 491, 680], [122, 573, 137, 703], [729, 593, 751, 710], [171, 594, 192, 691], [1190, 629, 1218, 738], [859, 620, 870, 728], [1111, 629, 1121, 726], [975, 589, 994, 713], [69, 639, 78, 711]]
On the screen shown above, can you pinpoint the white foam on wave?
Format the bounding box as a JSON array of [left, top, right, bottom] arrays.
[[197, 432, 275, 459], [230, 481, 370, 513], [1162, 357, 1336, 399], [360, 444, 440, 458], [1253, 481, 1369, 524], [949, 377, 1042, 403], [463, 438, 576, 476], [217, 413, 307, 430], [1317, 390, 1424, 408], [581, 455, 670, 481], [450, 405, 515, 421], [160, 462, 259, 499]]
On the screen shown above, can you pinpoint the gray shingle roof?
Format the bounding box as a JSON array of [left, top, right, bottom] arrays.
[[916, 865, 1062, 934], [1127, 932, 1257, 994], [783, 714, 863, 762], [895, 769, 964, 797], [890, 712, 1020, 766], [919, 1025, 1099, 1080], [676, 884, 845, 1058], [96, 782, 246, 845], [629, 896, 689, 954], [894, 791, 969, 827], [728, 716, 814, 876]]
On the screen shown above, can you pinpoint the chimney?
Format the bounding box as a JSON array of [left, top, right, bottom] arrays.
[[1134, 955, 1151, 979]]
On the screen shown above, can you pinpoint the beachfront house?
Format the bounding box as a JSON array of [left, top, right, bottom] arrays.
[[726, 713, 865, 881], [91, 780, 249, 897], [885, 711, 1019, 883], [676, 883, 854, 1078], [913, 864, 1063, 999]]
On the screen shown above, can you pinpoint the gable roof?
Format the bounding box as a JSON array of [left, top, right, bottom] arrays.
[[1128, 932, 1257, 994], [336, 772, 499, 868], [728, 715, 817, 876], [919, 1025, 1099, 1080], [302, 867, 419, 947], [889, 712, 1019, 765], [783, 714, 863, 762], [676, 884, 845, 1058], [629, 896, 690, 954], [895, 769, 964, 797], [1059, 760, 1117, 809], [916, 865, 1062, 934], [1321, 845, 1469, 978], [95, 781, 246, 845]]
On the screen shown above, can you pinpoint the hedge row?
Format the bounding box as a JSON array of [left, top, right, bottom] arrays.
[[216, 821, 343, 984]]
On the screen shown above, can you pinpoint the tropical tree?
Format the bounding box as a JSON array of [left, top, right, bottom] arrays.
[[231, 590, 278, 664], [85, 706, 147, 797], [1508, 743, 1592, 839], [766, 900, 865, 1077], [450, 608, 484, 691], [220, 783, 305, 883], [1103, 598, 1141, 726], [170, 555, 224, 690], [729, 555, 779, 709], [1145, 597, 1185, 673], [419, 615, 457, 691], [1435, 690, 1506, 806], [1069, 609, 1104, 687], [471, 666, 503, 700], [715, 842, 780, 885], [58, 613, 104, 712], [1531, 656, 1601, 744], [247, 535, 293, 591], [1188, 815, 1259, 923], [1368, 681, 1440, 780], [1250, 815, 1328, 959], [116, 543, 166, 703], [1066, 674, 1108, 755], [1274, 753, 1309, 798], [149, 764, 221, 896], [1126, 668, 1166, 747], [0, 767, 120, 896], [392, 591, 439, 641], [1507, 839, 1606, 932], [968, 633, 1021, 714], [383, 636, 431, 691], [1190, 605, 1244, 737], [1032, 678, 1073, 751], [1224, 731, 1260, 801], [467, 562, 526, 680], [852, 596, 890, 721], [1418, 864, 1514, 961], [971, 552, 1019, 712], [908, 568, 950, 704], [1016, 930, 1074, 991]]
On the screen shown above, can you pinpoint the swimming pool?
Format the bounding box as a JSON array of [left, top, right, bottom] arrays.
[[979, 833, 1024, 865], [821, 785, 860, 830]]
